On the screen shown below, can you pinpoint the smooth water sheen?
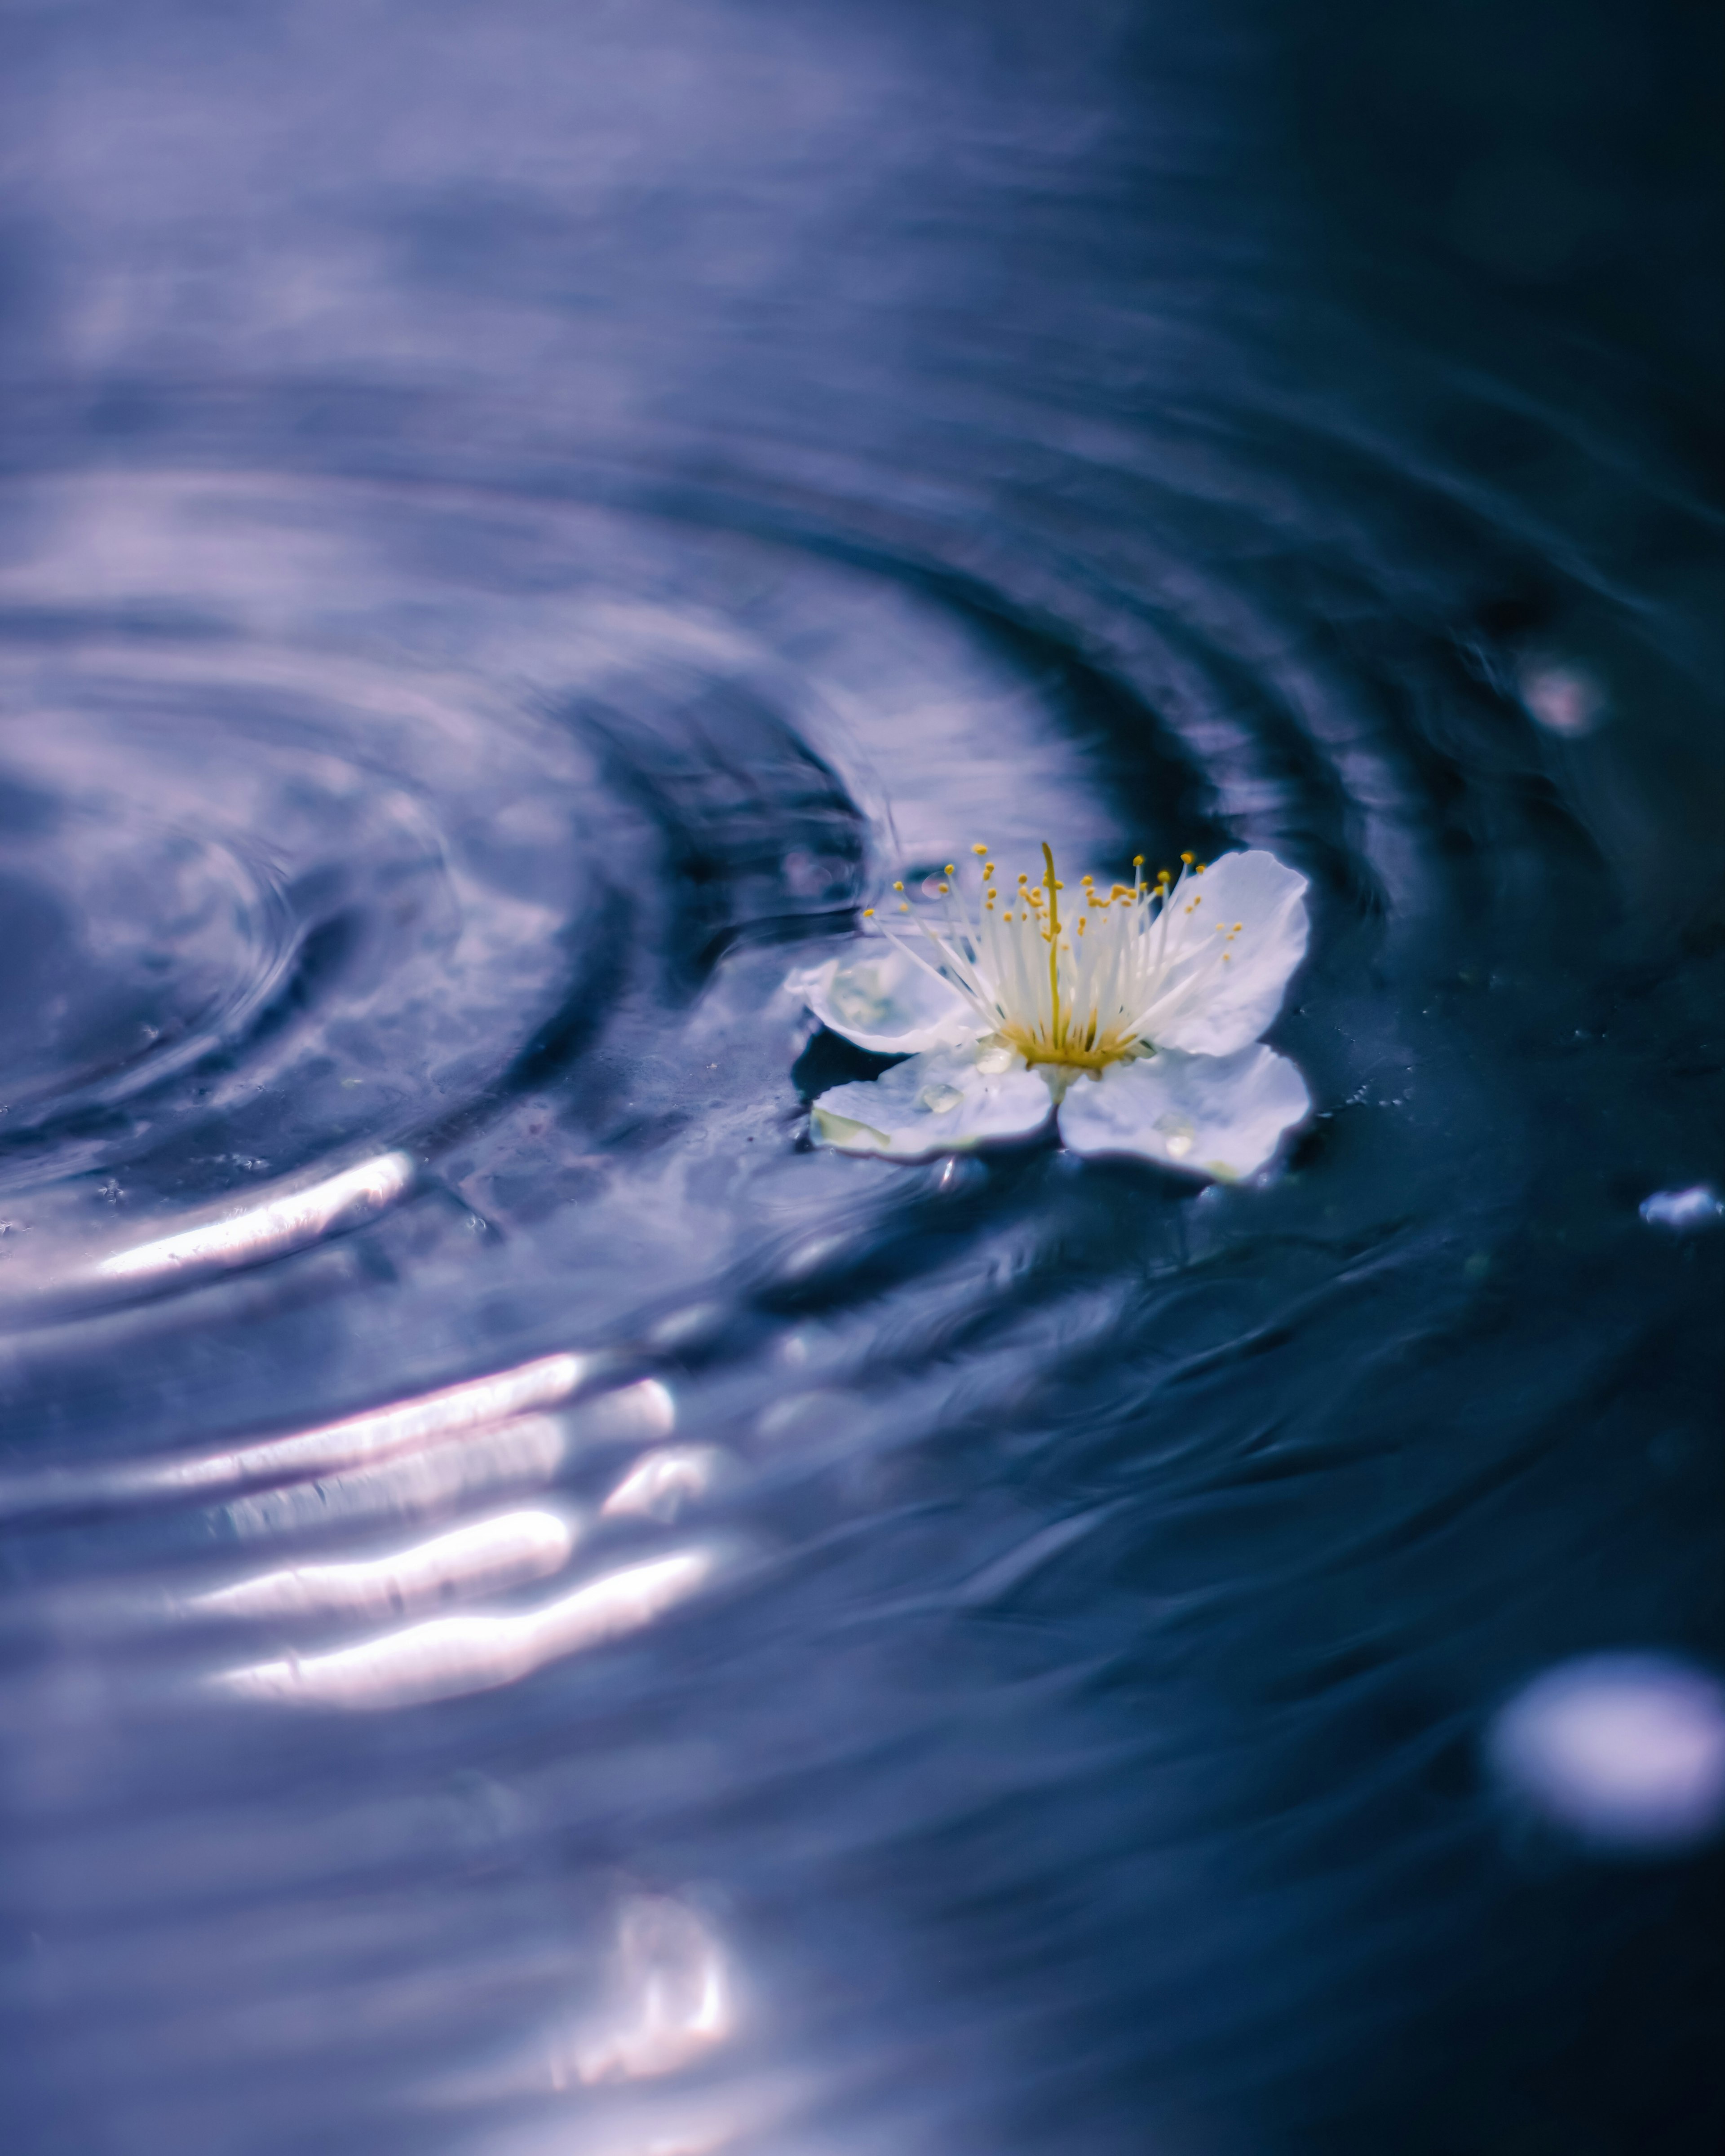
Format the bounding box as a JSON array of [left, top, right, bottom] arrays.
[[1, 4, 1721, 2152]]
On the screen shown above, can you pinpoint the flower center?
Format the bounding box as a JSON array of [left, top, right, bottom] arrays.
[[874, 838, 1243, 1071]]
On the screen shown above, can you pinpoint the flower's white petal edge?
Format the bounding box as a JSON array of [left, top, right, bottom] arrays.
[[1056, 1045, 1311, 1181], [785, 944, 979, 1055], [811, 1045, 1053, 1161], [1146, 850, 1309, 1056]]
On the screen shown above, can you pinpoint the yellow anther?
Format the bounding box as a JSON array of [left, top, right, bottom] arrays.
[[1017, 872, 1029, 884], [1132, 854, 1145, 867], [899, 902, 910, 912], [1234, 923, 1242, 932], [1196, 863, 1206, 873], [945, 864, 956, 875], [1180, 851, 1194, 865], [1077, 918, 1086, 936], [971, 843, 989, 855], [893, 880, 904, 892], [863, 907, 875, 917], [937, 881, 950, 893]]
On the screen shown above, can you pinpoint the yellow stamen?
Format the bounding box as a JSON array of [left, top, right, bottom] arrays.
[[880, 834, 1228, 1078]]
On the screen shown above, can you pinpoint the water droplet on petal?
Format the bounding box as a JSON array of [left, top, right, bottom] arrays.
[[916, 1082, 964, 1115], [1154, 1112, 1195, 1159]]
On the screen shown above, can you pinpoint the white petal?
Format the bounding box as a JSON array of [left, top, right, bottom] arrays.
[[1145, 849, 1309, 1056], [811, 1044, 1053, 1161], [786, 942, 978, 1054], [1056, 1045, 1310, 1180]]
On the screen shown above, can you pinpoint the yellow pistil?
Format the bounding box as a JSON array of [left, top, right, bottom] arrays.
[[1042, 841, 1062, 1030]]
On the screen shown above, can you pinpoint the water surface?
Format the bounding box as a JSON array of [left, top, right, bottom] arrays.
[[1, 4, 1721, 2151]]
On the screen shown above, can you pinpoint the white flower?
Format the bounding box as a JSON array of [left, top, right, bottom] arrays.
[[785, 843, 1312, 1180]]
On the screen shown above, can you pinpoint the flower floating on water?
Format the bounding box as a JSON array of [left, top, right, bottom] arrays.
[[786, 843, 1312, 1180]]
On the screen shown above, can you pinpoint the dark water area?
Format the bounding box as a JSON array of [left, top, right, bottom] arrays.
[[1, 3, 1722, 2151]]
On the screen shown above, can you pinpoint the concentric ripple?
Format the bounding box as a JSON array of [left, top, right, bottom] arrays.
[[1, 3, 1721, 2153]]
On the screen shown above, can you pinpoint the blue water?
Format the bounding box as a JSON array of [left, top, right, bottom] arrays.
[[1, 4, 1721, 2150]]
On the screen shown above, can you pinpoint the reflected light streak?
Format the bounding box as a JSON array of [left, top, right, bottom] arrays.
[[181, 1508, 579, 1623], [568, 1378, 677, 1451], [220, 1410, 571, 1542], [602, 1445, 727, 1524], [211, 1545, 719, 1709], [93, 1150, 416, 1283], [150, 1352, 590, 1497], [0, 1350, 591, 1519]]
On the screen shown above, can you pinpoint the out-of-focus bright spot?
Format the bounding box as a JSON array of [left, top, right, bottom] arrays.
[[1640, 1184, 1725, 1231], [181, 1509, 578, 1623], [211, 1545, 718, 1709], [571, 1895, 736, 2086], [1489, 1653, 1725, 1851], [93, 1150, 415, 1281], [602, 1446, 727, 1524], [1517, 656, 1607, 737]]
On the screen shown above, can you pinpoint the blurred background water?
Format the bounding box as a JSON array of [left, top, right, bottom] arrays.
[[1, 3, 1722, 2151]]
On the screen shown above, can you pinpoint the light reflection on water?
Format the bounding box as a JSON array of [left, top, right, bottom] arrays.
[[210, 1544, 725, 1711], [0, 1, 1721, 2152]]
